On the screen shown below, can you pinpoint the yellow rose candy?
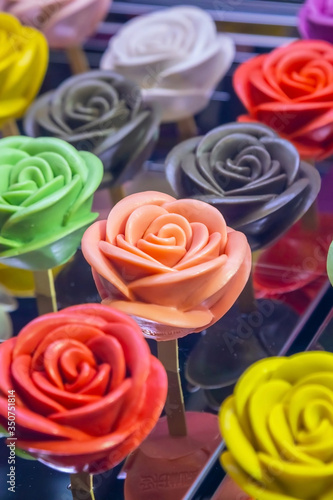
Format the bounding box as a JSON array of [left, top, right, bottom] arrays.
[[0, 13, 48, 128], [219, 352, 333, 500]]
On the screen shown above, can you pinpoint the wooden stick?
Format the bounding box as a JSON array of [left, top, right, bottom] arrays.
[[70, 473, 95, 500], [33, 269, 57, 316], [301, 158, 319, 232], [177, 116, 198, 141], [1, 120, 20, 137], [237, 271, 257, 314], [66, 46, 90, 75], [301, 200, 319, 232], [109, 184, 126, 206], [157, 339, 187, 437]]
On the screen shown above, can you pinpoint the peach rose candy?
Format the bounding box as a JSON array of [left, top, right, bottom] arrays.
[[234, 40, 333, 160], [0, 304, 167, 473], [3, 0, 110, 49], [82, 191, 251, 341]]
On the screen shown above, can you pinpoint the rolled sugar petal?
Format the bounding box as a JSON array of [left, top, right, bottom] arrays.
[[81, 191, 251, 340], [0, 13, 48, 127], [299, 0, 333, 44], [219, 352, 333, 499], [166, 122, 321, 251], [233, 39, 333, 160], [0, 304, 167, 473], [3, 0, 110, 49], [101, 6, 235, 122], [24, 71, 160, 186], [0, 136, 103, 270]]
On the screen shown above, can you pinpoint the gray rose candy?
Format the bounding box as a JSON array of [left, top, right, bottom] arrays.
[[166, 122, 321, 250], [24, 70, 160, 187]]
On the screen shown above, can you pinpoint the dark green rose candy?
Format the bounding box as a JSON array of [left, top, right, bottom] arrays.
[[24, 70, 160, 187], [166, 122, 321, 250]]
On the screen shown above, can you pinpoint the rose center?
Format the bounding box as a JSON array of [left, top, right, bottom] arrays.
[[211, 136, 274, 192], [278, 56, 331, 98], [136, 221, 188, 267], [65, 82, 131, 130], [60, 347, 97, 387], [302, 400, 333, 432], [41, 338, 96, 390], [129, 22, 188, 58]]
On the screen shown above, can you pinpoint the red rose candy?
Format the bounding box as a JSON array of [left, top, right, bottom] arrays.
[[234, 40, 333, 160], [0, 304, 167, 474]]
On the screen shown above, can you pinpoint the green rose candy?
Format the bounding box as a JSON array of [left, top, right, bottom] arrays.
[[0, 136, 103, 270], [328, 241, 333, 286]]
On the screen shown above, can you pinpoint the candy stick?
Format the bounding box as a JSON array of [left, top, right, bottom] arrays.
[[157, 339, 187, 437], [302, 200, 319, 231], [33, 269, 57, 315], [237, 270, 256, 314], [1, 120, 20, 137], [66, 46, 90, 75], [70, 472, 95, 500], [301, 160, 319, 231], [177, 116, 198, 141], [109, 184, 126, 206]]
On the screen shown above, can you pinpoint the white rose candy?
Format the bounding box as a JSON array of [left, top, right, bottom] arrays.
[[101, 6, 235, 122]]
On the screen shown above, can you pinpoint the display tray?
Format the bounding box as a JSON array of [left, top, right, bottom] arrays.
[[1, 2, 333, 499]]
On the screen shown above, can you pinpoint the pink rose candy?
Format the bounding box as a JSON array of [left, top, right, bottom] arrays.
[[82, 191, 251, 341], [3, 0, 110, 49]]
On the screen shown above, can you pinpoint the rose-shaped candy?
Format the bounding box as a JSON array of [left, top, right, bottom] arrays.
[[82, 191, 251, 341], [328, 241, 333, 285], [0, 304, 167, 473], [0, 13, 48, 128], [3, 0, 110, 49], [219, 352, 333, 500], [24, 71, 160, 186], [0, 136, 103, 270], [234, 40, 333, 160], [166, 122, 320, 251], [299, 0, 333, 44], [100, 6, 235, 122]]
